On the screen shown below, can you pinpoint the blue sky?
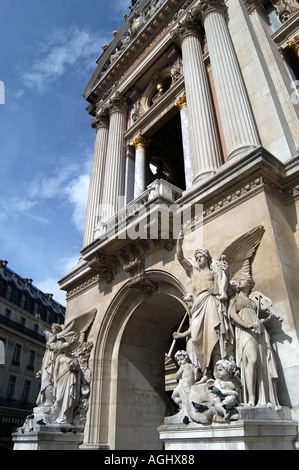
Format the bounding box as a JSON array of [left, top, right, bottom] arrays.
[[0, 0, 132, 305]]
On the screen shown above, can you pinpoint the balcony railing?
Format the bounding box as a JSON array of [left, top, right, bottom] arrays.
[[0, 397, 35, 411], [0, 315, 45, 344], [94, 179, 184, 241]]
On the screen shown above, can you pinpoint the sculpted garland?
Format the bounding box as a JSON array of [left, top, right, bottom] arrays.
[[171, 225, 282, 423]]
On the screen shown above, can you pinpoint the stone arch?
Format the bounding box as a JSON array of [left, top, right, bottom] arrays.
[[83, 270, 187, 450], [141, 66, 173, 111]]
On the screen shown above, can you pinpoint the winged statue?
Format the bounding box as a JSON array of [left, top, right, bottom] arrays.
[[171, 225, 281, 422], [31, 308, 97, 427]]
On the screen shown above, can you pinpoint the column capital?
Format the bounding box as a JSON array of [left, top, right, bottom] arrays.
[[288, 35, 299, 55], [131, 132, 150, 149], [91, 111, 109, 130], [107, 92, 129, 116], [174, 92, 187, 111], [170, 13, 202, 45], [193, 0, 227, 22]]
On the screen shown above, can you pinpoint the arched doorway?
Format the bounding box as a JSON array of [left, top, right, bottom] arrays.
[[115, 292, 185, 450], [85, 272, 186, 450]]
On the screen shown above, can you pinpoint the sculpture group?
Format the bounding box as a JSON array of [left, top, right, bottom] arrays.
[[171, 225, 282, 424], [20, 309, 96, 431]]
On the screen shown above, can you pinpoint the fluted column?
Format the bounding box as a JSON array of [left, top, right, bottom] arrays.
[[100, 94, 128, 222], [171, 15, 223, 184], [175, 92, 193, 189], [132, 133, 150, 199], [82, 111, 109, 248], [124, 144, 135, 205], [195, 0, 260, 160]]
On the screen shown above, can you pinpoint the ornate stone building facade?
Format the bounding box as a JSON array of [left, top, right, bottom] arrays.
[[14, 0, 299, 450]]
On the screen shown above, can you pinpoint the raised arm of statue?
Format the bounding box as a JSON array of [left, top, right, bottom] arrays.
[[176, 227, 192, 276]]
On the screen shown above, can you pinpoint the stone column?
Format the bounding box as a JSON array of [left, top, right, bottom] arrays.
[[124, 144, 135, 205], [131, 133, 150, 199], [174, 92, 193, 189], [100, 94, 128, 222], [243, 0, 299, 155], [171, 15, 223, 184], [195, 0, 260, 160], [82, 111, 109, 248]]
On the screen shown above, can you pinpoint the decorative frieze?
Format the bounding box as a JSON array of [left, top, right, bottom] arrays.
[[270, 0, 299, 24]]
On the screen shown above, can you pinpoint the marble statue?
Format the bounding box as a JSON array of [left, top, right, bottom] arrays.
[[171, 225, 282, 423], [173, 227, 232, 379], [35, 318, 76, 407], [207, 359, 241, 421], [228, 274, 280, 408], [19, 308, 96, 431], [51, 342, 81, 425], [171, 350, 198, 409]]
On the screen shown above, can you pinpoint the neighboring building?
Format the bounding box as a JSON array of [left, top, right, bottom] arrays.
[[57, 0, 299, 450], [0, 260, 65, 449]]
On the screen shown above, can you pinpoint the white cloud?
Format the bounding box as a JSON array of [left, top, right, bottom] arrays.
[[1, 157, 91, 232], [35, 277, 66, 306], [64, 173, 90, 232], [22, 26, 103, 92]]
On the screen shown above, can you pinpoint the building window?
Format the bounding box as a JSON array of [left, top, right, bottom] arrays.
[[6, 375, 16, 401], [5, 309, 11, 319], [27, 350, 36, 371], [12, 344, 21, 366], [21, 380, 31, 403], [20, 293, 27, 309]]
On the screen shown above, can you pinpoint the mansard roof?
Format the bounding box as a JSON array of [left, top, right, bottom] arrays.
[[0, 260, 65, 318]]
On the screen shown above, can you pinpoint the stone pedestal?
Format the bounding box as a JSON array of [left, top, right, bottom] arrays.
[[12, 424, 84, 451], [158, 407, 298, 450]]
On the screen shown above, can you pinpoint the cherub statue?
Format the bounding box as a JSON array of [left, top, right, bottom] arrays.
[[171, 350, 198, 410], [207, 359, 241, 421]]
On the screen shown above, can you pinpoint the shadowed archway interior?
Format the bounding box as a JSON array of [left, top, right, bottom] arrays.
[[115, 293, 186, 450]]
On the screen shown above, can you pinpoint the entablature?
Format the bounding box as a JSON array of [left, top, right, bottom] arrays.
[[84, 0, 197, 116]]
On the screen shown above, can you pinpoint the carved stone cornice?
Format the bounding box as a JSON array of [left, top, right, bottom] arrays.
[[243, 0, 265, 15], [193, 0, 227, 22]]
